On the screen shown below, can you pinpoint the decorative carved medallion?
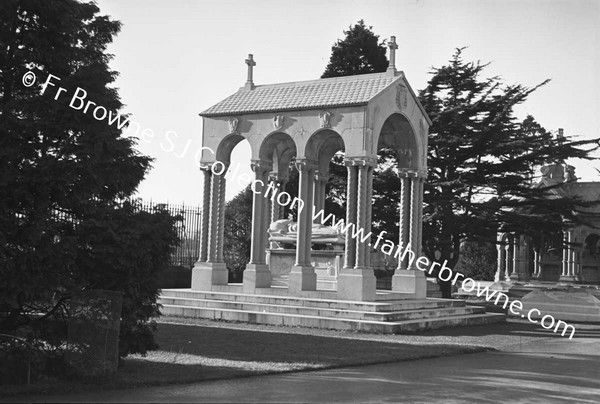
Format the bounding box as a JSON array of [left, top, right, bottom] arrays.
[[228, 117, 238, 133], [273, 115, 284, 130], [319, 110, 331, 128], [396, 83, 408, 110]]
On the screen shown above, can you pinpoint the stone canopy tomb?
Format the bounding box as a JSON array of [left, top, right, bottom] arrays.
[[193, 37, 430, 301], [159, 38, 504, 332]]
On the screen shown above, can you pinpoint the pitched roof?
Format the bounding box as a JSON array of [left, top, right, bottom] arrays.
[[200, 72, 401, 117]]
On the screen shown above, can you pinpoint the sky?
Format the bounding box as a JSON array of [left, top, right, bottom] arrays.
[[95, 0, 600, 205]]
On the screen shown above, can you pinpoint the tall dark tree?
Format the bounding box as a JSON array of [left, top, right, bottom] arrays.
[[322, 20, 388, 78], [419, 48, 600, 297], [0, 0, 179, 359]]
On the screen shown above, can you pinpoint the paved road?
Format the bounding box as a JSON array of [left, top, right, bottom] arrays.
[[20, 330, 600, 403]]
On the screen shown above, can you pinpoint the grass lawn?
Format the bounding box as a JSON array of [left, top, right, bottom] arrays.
[[0, 320, 489, 398]]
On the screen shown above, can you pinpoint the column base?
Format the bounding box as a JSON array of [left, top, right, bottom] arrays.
[[191, 262, 228, 291], [288, 265, 317, 294], [243, 263, 271, 293], [558, 275, 580, 283], [392, 270, 426, 299], [337, 267, 376, 302], [510, 272, 531, 282], [494, 272, 511, 282]]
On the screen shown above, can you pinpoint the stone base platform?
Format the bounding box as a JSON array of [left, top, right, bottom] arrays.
[[159, 286, 505, 334]]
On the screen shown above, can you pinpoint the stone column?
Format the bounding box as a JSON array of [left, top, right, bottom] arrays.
[[289, 160, 317, 293], [396, 173, 410, 270], [216, 175, 227, 263], [531, 248, 541, 280], [504, 243, 511, 280], [192, 163, 228, 290], [243, 161, 272, 293], [207, 172, 221, 262], [364, 166, 374, 267], [561, 230, 569, 277], [343, 162, 358, 269], [354, 164, 368, 268], [392, 172, 426, 298], [313, 171, 328, 220], [510, 234, 520, 280], [559, 229, 576, 282], [269, 175, 281, 225], [198, 166, 212, 262], [494, 235, 506, 282], [338, 160, 376, 301]]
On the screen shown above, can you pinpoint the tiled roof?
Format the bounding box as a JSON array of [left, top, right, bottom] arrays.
[[200, 73, 401, 117]]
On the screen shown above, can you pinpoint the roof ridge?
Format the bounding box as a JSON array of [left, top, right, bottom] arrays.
[[250, 71, 397, 90]]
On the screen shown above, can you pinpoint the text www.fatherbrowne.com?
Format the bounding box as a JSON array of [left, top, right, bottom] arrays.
[[253, 179, 576, 339]]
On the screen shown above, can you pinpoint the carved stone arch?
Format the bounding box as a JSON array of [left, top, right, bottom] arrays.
[[304, 128, 345, 172], [375, 112, 421, 170], [258, 131, 297, 164], [215, 133, 247, 166]]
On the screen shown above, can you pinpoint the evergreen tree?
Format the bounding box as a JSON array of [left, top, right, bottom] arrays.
[[419, 48, 599, 297], [322, 20, 388, 78], [0, 0, 179, 358]]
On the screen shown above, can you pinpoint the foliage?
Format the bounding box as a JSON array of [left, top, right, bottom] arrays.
[[0, 0, 180, 366], [454, 241, 497, 281], [223, 185, 253, 281], [322, 20, 388, 78], [419, 48, 600, 296]]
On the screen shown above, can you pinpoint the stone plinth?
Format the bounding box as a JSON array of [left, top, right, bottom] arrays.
[[392, 270, 427, 299], [268, 248, 343, 290], [192, 262, 228, 291]]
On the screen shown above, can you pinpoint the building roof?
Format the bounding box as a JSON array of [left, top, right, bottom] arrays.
[[200, 72, 402, 117]]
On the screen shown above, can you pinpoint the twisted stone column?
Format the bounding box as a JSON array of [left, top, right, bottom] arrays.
[[392, 171, 426, 298], [397, 174, 410, 270], [337, 158, 376, 302], [416, 175, 424, 257], [344, 163, 358, 269], [354, 164, 369, 268], [207, 170, 222, 263], [191, 162, 228, 290], [216, 174, 227, 263], [269, 176, 281, 225], [198, 166, 212, 262], [278, 179, 288, 220], [364, 166, 373, 267], [407, 176, 419, 269]]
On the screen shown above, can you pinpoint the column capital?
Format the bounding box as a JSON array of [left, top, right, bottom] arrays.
[[294, 158, 318, 172], [199, 161, 214, 171], [314, 170, 330, 183], [250, 159, 272, 174], [398, 168, 427, 179], [343, 156, 377, 168]]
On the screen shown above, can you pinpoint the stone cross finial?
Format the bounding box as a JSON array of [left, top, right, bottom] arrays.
[[245, 54, 256, 90], [387, 36, 398, 75]]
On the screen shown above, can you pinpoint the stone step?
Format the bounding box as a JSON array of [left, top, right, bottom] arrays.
[[160, 289, 466, 312], [159, 304, 505, 334], [158, 296, 484, 321]]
